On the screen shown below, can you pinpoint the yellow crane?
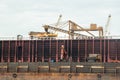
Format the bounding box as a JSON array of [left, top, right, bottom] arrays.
[[29, 15, 103, 39], [43, 20, 94, 39], [43, 20, 104, 39], [44, 14, 62, 37], [29, 15, 62, 39], [69, 20, 103, 38]]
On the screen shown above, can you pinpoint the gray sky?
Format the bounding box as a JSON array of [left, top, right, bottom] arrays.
[[0, 0, 120, 37]]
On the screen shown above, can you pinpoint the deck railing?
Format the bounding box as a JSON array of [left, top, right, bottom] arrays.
[[0, 35, 120, 40]]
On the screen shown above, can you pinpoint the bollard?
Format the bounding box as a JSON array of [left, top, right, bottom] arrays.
[[12, 73, 17, 80], [68, 74, 72, 80], [97, 73, 102, 80]]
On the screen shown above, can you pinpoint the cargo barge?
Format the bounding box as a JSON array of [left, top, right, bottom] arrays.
[[0, 38, 120, 80]]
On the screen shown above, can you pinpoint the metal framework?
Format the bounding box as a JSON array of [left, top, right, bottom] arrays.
[[43, 20, 103, 39]]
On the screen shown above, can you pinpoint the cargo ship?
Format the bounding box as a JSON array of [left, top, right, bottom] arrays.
[[0, 15, 120, 80]]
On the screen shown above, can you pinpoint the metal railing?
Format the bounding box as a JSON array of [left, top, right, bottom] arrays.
[[0, 35, 120, 41]]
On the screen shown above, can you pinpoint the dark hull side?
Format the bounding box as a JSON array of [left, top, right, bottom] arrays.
[[0, 62, 120, 80], [0, 73, 120, 80], [0, 39, 120, 63]]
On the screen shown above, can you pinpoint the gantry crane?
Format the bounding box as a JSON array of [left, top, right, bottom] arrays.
[[29, 15, 104, 39], [43, 24, 88, 38], [43, 20, 90, 39], [69, 20, 103, 38], [43, 20, 103, 39]]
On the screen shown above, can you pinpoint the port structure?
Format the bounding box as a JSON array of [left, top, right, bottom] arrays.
[[29, 15, 103, 39], [43, 20, 103, 39]]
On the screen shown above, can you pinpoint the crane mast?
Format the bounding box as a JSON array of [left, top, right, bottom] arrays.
[[105, 14, 111, 36], [53, 14, 62, 33], [44, 14, 62, 34]]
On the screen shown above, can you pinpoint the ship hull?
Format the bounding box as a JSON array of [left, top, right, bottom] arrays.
[[0, 39, 120, 79], [0, 62, 120, 80], [0, 39, 120, 62]]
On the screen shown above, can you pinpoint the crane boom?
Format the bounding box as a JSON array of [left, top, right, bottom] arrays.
[[43, 25, 89, 38], [55, 15, 62, 27], [44, 15, 62, 34], [54, 14, 62, 33], [69, 20, 95, 37], [105, 14, 111, 36]]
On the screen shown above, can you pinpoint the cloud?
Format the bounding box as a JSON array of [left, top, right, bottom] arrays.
[[0, 0, 120, 37]]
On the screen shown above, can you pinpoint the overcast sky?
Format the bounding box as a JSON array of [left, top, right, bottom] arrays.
[[0, 0, 120, 37]]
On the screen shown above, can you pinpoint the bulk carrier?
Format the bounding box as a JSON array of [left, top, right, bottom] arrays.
[[0, 15, 120, 80]]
